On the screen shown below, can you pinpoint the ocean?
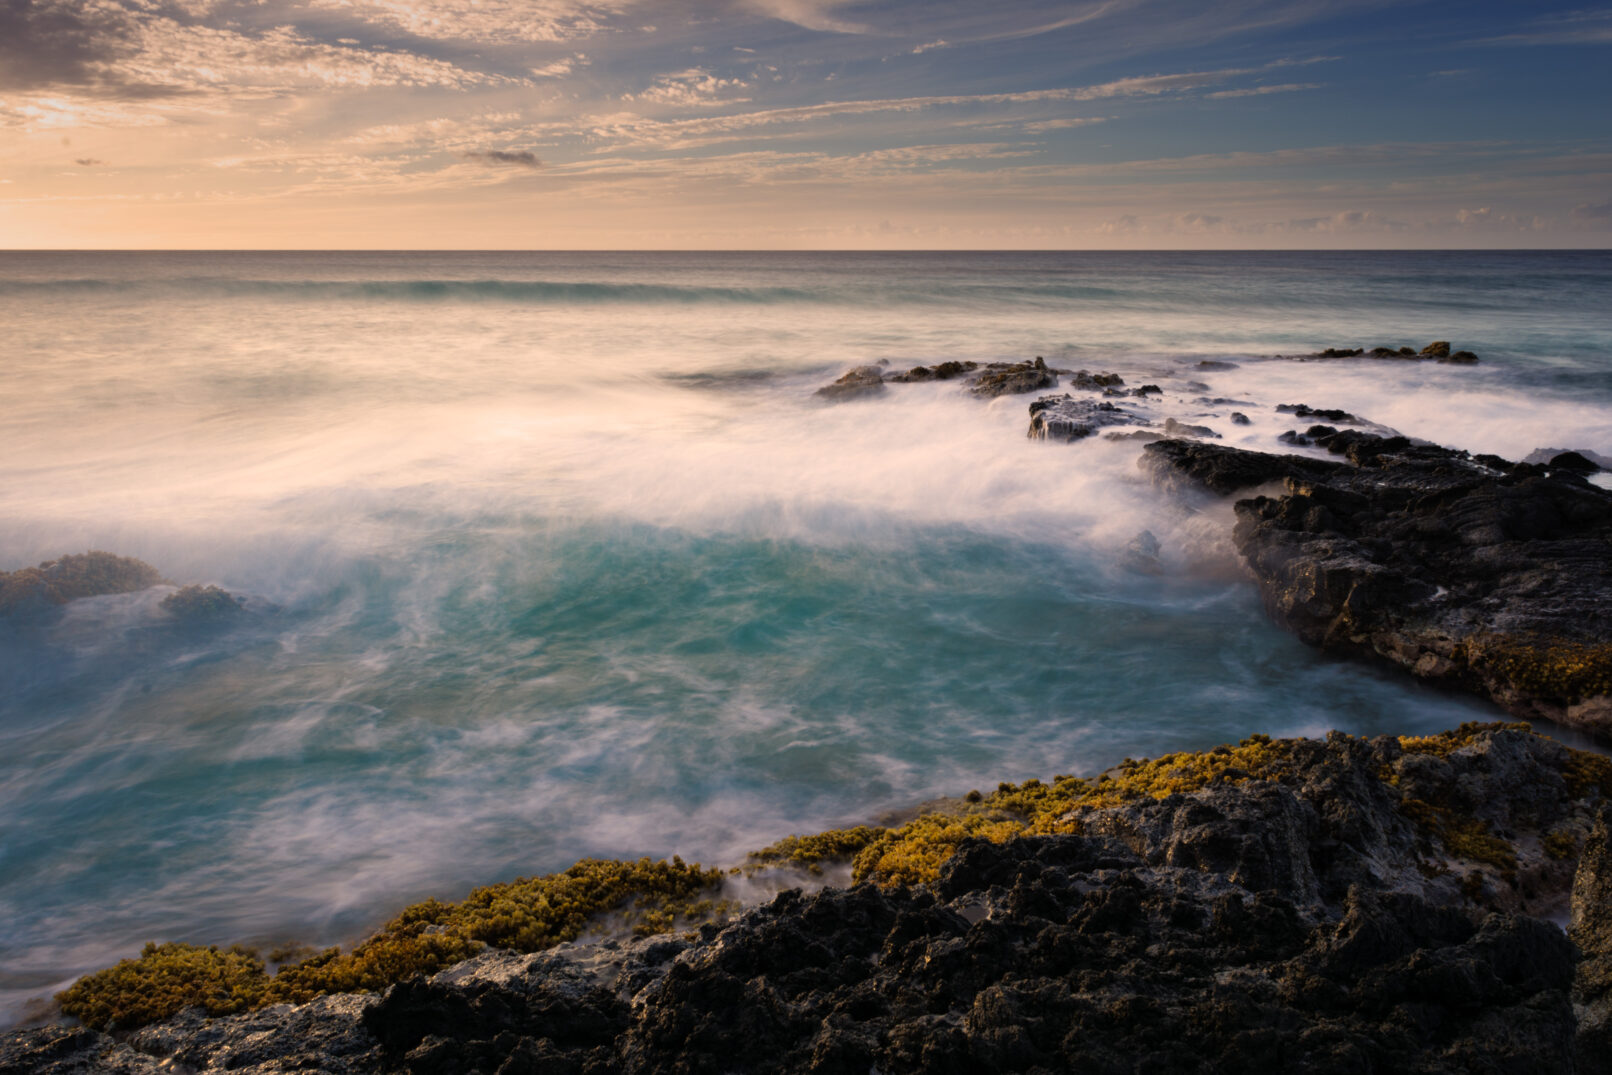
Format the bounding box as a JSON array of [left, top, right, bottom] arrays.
[[2, 250, 1610, 1025]]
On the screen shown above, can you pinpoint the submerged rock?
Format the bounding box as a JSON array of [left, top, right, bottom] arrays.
[[1162, 417, 1219, 439], [1026, 396, 1139, 442], [160, 584, 245, 620], [814, 365, 888, 401], [1275, 402, 1365, 424], [1143, 433, 1612, 733], [1122, 530, 1163, 573], [0, 552, 165, 616]]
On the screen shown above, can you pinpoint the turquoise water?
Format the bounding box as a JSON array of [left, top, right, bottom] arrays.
[[2, 251, 1610, 1023]]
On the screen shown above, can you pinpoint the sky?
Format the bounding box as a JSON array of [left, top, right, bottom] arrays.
[[1, 0, 1610, 249]]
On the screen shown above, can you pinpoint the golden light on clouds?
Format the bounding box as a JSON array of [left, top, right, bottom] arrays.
[[0, 0, 1608, 248]]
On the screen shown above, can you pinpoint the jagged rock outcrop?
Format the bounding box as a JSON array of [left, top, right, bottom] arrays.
[[9, 726, 1610, 1074], [1142, 432, 1612, 732]]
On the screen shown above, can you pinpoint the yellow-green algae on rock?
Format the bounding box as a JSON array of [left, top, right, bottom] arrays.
[[59, 857, 723, 1031], [839, 722, 1612, 888], [56, 722, 1612, 1032], [1460, 634, 1612, 707]]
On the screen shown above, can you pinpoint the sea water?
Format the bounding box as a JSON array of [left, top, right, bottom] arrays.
[[2, 250, 1610, 1024]]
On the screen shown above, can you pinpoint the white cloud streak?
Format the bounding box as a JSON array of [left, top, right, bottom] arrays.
[[302, 0, 628, 45], [1205, 81, 1320, 98]]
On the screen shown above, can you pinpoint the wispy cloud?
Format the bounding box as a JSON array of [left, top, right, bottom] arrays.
[[741, 0, 872, 35], [1020, 117, 1108, 132], [578, 61, 1298, 151], [1206, 81, 1320, 98], [531, 54, 590, 79], [630, 68, 753, 108], [0, 0, 526, 107], [1469, 8, 1612, 46], [302, 0, 628, 45]]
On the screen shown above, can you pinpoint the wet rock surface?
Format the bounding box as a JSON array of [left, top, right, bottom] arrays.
[[1276, 403, 1365, 424], [9, 727, 1609, 1074], [1143, 431, 1612, 732], [967, 357, 1059, 398], [1025, 396, 1139, 442]]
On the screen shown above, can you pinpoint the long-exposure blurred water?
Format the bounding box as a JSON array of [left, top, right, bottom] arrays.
[[2, 250, 1609, 1024]]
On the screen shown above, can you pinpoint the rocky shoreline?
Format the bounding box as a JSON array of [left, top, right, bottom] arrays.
[[6, 724, 1612, 1073], [6, 342, 1611, 1073], [1142, 432, 1612, 735]]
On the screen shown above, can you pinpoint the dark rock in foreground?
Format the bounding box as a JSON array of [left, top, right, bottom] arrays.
[[1143, 433, 1612, 732], [9, 725, 1611, 1073]]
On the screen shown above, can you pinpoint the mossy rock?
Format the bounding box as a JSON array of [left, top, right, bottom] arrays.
[[57, 943, 267, 1031], [745, 826, 887, 873], [58, 857, 726, 1030], [1462, 635, 1612, 704], [160, 584, 244, 619], [0, 551, 164, 614]]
